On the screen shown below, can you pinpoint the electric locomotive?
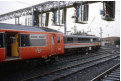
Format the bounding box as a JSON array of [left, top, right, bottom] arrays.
[[64, 35, 101, 53]]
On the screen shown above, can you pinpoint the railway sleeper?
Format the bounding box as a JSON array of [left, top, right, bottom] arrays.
[[25, 54, 119, 81]]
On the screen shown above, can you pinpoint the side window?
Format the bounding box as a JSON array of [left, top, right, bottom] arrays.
[[30, 34, 46, 46], [78, 38, 83, 41], [83, 38, 86, 41], [85, 38, 90, 41], [78, 38, 82, 43], [97, 38, 99, 41], [93, 38, 96, 42], [0, 33, 4, 48], [52, 37, 54, 45], [67, 37, 73, 43], [78, 38, 81, 41], [67, 38, 73, 41], [90, 39, 93, 42], [21, 34, 46, 47], [21, 34, 31, 47], [57, 36, 60, 43]]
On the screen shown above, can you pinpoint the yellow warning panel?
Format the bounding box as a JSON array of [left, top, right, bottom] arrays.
[[11, 34, 19, 57], [99, 42, 101, 46]]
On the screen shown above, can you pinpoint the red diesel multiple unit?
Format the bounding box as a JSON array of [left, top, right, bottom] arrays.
[[0, 23, 64, 62]]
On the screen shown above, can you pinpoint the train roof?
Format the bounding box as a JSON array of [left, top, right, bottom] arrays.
[[64, 35, 99, 38], [0, 23, 62, 33]]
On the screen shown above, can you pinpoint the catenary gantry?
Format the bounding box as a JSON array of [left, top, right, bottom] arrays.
[[0, 1, 99, 21]]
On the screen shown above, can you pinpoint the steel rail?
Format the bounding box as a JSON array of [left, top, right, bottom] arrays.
[[23, 53, 119, 81], [91, 63, 120, 81], [56, 49, 115, 64]]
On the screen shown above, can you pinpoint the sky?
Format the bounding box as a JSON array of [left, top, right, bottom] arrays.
[[0, 1, 120, 38]]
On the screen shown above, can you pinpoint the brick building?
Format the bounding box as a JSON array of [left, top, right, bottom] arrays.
[[101, 37, 120, 46]]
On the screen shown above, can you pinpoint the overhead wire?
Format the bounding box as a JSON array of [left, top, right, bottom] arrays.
[[15, 1, 32, 6]]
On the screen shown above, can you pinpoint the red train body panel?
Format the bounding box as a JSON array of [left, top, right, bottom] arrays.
[[0, 48, 5, 62], [0, 23, 64, 62]]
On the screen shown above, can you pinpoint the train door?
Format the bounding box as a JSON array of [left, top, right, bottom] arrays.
[[5, 32, 19, 59], [51, 34, 56, 55], [0, 33, 5, 62]]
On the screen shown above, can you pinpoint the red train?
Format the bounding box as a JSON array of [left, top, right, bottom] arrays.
[[0, 23, 101, 63]]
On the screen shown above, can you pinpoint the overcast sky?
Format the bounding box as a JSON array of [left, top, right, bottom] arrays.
[[0, 1, 120, 38]]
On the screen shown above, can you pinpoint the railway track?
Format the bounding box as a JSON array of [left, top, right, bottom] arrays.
[[91, 63, 120, 81], [56, 48, 116, 64], [51, 49, 117, 74], [0, 47, 119, 81], [23, 53, 119, 81]]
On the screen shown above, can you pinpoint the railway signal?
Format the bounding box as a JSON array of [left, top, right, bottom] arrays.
[[101, 1, 115, 21]]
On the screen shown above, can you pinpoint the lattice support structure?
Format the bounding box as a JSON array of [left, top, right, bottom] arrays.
[[0, 1, 83, 21]]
